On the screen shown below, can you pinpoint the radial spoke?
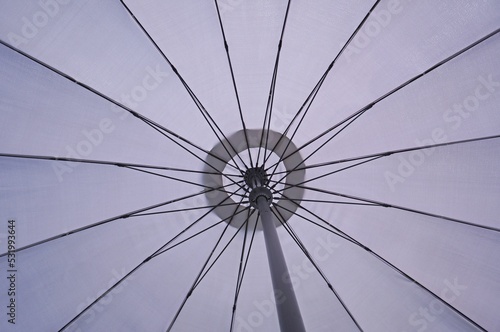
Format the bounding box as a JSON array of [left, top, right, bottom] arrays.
[[214, 0, 253, 167], [0, 185, 231, 258], [262, 0, 383, 170], [259, 62, 279, 166], [263, 62, 329, 169], [272, 194, 360, 245], [267, 27, 500, 167], [137, 117, 250, 196], [119, 0, 248, 172], [236, 210, 259, 297], [272, 207, 363, 331], [165, 200, 244, 332], [151, 204, 251, 260], [126, 165, 246, 193], [282, 198, 488, 332], [139, 117, 244, 185], [266, 105, 366, 182], [193, 210, 255, 289], [132, 201, 244, 217], [230, 208, 253, 331], [264, 69, 329, 176], [0, 153, 223, 176], [271, 194, 377, 207], [296, 185, 500, 233], [58, 191, 238, 331], [221, 172, 245, 178], [275, 134, 500, 174], [271, 154, 382, 192], [256, 0, 292, 167]]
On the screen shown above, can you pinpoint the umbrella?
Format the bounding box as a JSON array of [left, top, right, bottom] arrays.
[[1, 0, 499, 331]]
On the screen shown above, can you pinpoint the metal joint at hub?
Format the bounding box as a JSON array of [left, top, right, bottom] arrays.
[[249, 186, 273, 209]]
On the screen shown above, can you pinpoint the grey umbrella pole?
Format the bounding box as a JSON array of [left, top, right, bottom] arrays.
[[255, 193, 306, 332], [246, 165, 306, 332]]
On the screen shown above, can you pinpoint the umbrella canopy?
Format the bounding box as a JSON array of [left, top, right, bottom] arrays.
[[1, 0, 499, 331]]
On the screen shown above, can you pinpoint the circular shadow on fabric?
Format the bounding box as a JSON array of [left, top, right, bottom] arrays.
[[202, 129, 305, 230]]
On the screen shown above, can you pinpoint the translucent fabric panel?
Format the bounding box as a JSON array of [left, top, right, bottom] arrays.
[[229, 234, 282, 332], [0, 158, 198, 249], [0, 210, 221, 331], [0, 44, 207, 169], [119, 0, 245, 140], [302, 200, 500, 331], [308, 138, 500, 228], [304, 32, 500, 166], [287, 216, 481, 331], [0, 0, 223, 152], [273, 223, 365, 331], [281, 0, 500, 151], [202, 0, 289, 131], [64, 222, 241, 331], [269, 0, 375, 134]]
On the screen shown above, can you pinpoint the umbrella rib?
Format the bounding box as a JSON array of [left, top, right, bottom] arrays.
[[132, 201, 243, 218], [256, 0, 292, 166], [271, 194, 378, 207], [272, 206, 364, 331], [125, 165, 247, 194], [165, 201, 243, 332], [119, 0, 248, 172], [58, 192, 238, 331], [136, 117, 251, 195], [281, 199, 488, 332], [273, 198, 361, 245], [0, 38, 244, 176], [262, 59, 329, 170], [266, 27, 500, 169], [263, 70, 329, 178], [236, 210, 260, 298], [193, 211, 255, 289], [266, 107, 367, 183], [360, 247, 488, 332], [138, 116, 245, 186], [151, 205, 250, 260], [0, 185, 230, 258], [275, 193, 361, 245], [214, 0, 254, 168], [0, 153, 223, 176], [270, 156, 382, 190], [259, 64, 278, 166], [222, 172, 245, 179], [229, 208, 255, 332], [297, 185, 500, 233], [262, 0, 383, 170], [270, 155, 383, 192], [275, 134, 500, 173]]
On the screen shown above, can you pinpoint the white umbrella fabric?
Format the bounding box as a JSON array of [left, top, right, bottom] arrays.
[[0, 0, 499, 331]]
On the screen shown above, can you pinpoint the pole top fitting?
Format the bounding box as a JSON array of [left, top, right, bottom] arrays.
[[249, 187, 273, 209]]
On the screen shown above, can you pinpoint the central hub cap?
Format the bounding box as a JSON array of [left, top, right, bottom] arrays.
[[244, 167, 268, 189]]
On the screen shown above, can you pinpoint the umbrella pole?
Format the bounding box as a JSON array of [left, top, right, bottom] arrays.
[[246, 166, 305, 331], [256, 194, 306, 332]]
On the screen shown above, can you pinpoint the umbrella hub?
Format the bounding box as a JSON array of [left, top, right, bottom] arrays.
[[244, 166, 268, 189], [202, 129, 306, 229], [244, 167, 275, 209]]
